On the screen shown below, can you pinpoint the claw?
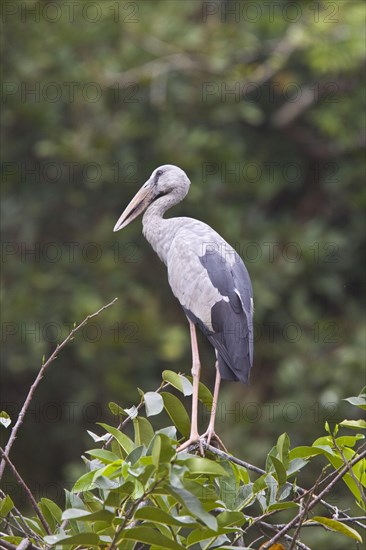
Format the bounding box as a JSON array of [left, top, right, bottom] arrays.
[[201, 430, 228, 452], [176, 431, 227, 454], [176, 438, 198, 453]]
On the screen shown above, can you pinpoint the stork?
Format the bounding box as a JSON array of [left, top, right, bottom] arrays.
[[113, 165, 253, 451]]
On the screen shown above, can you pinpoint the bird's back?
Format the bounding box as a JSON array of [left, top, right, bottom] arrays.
[[165, 217, 253, 383]]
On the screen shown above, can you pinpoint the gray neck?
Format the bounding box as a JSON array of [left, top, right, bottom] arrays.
[[142, 193, 181, 264]]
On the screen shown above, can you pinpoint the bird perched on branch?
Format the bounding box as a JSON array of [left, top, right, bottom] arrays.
[[114, 165, 253, 451]]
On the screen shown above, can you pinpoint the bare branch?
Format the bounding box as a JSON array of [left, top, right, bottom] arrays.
[[203, 442, 266, 475], [0, 540, 41, 550], [0, 297, 118, 479], [332, 433, 366, 503], [260, 449, 366, 549], [0, 488, 40, 542], [189, 441, 365, 535], [0, 446, 52, 536], [288, 469, 326, 550], [259, 521, 311, 550]]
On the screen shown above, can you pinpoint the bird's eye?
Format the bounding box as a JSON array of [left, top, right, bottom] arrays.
[[156, 170, 163, 177]]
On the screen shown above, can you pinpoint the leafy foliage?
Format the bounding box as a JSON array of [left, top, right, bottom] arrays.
[[1, 377, 365, 548]]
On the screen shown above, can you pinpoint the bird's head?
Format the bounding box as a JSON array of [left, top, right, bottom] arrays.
[[113, 164, 191, 231]]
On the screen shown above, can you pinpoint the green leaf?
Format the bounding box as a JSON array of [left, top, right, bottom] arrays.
[[233, 462, 250, 485], [217, 510, 246, 527], [98, 461, 124, 480], [286, 458, 309, 476], [183, 456, 228, 476], [72, 469, 99, 492], [109, 401, 127, 418], [118, 526, 185, 549], [39, 501, 57, 532], [163, 370, 193, 395], [94, 475, 119, 490], [62, 508, 94, 520], [98, 423, 134, 454], [127, 445, 145, 466], [133, 416, 155, 446], [265, 444, 277, 474], [289, 445, 333, 459], [186, 527, 235, 546], [0, 411, 11, 428], [40, 498, 62, 524], [265, 473, 278, 507], [156, 425, 177, 439], [44, 533, 100, 545], [186, 376, 213, 409], [340, 419, 366, 430], [252, 473, 267, 493], [144, 391, 164, 416], [151, 433, 176, 466], [134, 505, 196, 527], [216, 460, 240, 509], [335, 434, 364, 447], [161, 392, 190, 437], [86, 449, 120, 463], [72, 469, 101, 493], [23, 517, 45, 537], [267, 501, 299, 511], [196, 381, 213, 409], [310, 516, 363, 542], [270, 455, 287, 486], [64, 489, 84, 509], [62, 507, 114, 522], [343, 396, 366, 410], [277, 432, 290, 466], [167, 484, 217, 530], [0, 495, 14, 517]]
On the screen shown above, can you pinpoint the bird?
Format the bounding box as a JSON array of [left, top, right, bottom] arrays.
[[113, 165, 253, 451]]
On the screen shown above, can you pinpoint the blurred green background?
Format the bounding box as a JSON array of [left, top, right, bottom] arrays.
[[1, 1, 365, 545]]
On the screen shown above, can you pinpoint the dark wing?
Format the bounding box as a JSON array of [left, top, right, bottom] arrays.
[[196, 247, 253, 383], [166, 222, 253, 384]]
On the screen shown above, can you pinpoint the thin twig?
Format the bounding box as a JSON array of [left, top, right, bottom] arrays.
[[258, 521, 311, 550], [0, 446, 52, 536], [0, 488, 40, 542], [103, 381, 170, 449], [0, 297, 118, 479], [0, 515, 42, 544], [288, 468, 326, 550], [260, 449, 366, 549], [108, 478, 164, 550], [0, 540, 42, 550], [0, 539, 42, 550], [302, 517, 366, 526], [203, 442, 265, 475], [202, 441, 365, 530], [332, 433, 366, 503]]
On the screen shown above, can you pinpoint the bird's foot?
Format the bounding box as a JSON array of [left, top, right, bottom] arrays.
[[176, 435, 205, 455], [176, 430, 227, 455], [200, 428, 228, 452]]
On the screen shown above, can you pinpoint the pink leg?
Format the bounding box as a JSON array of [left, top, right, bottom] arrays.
[[206, 361, 221, 440], [177, 320, 201, 451], [201, 361, 227, 451]]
